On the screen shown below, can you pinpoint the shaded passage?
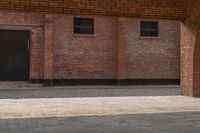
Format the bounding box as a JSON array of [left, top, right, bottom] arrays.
[[0, 86, 179, 99]]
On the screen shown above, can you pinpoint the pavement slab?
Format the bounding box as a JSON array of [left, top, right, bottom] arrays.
[[0, 86, 199, 133]]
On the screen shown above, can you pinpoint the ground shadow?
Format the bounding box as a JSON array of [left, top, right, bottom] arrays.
[[0, 112, 199, 133], [0, 86, 179, 99]]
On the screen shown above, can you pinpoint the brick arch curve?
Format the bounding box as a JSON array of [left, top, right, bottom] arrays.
[[193, 31, 200, 96], [180, 0, 200, 97]]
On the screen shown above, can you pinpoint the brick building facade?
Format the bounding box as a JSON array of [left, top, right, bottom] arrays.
[[0, 0, 199, 97]]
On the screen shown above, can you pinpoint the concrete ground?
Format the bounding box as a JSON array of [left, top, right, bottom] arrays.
[[0, 86, 200, 133]]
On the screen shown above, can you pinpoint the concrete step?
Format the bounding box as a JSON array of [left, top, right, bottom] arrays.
[[0, 82, 43, 89]]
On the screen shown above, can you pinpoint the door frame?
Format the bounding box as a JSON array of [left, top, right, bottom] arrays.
[[0, 26, 31, 81]]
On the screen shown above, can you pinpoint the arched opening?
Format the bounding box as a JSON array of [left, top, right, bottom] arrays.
[[193, 31, 200, 97]]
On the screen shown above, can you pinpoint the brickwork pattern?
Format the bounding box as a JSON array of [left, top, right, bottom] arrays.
[[44, 17, 54, 80], [45, 15, 180, 79], [0, 0, 186, 20], [124, 18, 180, 79], [0, 0, 200, 97], [180, 23, 196, 96], [193, 32, 200, 97], [0, 10, 181, 80], [0, 11, 44, 79], [47, 15, 116, 79], [181, 0, 200, 97]]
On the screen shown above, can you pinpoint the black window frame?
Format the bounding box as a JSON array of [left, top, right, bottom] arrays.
[[140, 21, 159, 37], [73, 17, 94, 35]]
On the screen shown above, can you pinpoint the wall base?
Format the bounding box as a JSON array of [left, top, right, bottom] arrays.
[[30, 79, 180, 86]]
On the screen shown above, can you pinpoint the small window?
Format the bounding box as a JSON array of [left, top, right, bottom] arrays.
[[140, 21, 158, 37], [73, 17, 94, 35]]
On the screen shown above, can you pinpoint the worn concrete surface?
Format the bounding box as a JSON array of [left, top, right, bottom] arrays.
[[0, 85, 179, 99], [0, 86, 199, 133]]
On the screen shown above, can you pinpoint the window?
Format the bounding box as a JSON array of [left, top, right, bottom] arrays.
[[140, 21, 158, 37], [73, 17, 94, 35]]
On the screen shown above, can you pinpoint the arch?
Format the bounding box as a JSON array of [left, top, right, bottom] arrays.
[[193, 31, 200, 97], [180, 0, 200, 97]]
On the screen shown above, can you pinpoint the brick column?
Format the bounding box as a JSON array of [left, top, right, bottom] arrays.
[[117, 18, 126, 82], [44, 18, 54, 85], [180, 23, 197, 96]]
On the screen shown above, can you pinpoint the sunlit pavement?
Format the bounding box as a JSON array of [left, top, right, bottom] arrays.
[[0, 86, 199, 133]]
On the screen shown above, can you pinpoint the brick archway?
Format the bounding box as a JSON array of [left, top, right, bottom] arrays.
[[180, 0, 200, 97], [193, 32, 200, 96], [180, 26, 200, 97]]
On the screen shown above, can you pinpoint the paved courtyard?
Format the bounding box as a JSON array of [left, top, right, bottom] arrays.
[[0, 86, 199, 133]]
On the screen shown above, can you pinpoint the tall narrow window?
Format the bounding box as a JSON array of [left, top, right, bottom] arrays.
[[140, 21, 158, 37], [73, 17, 94, 35]]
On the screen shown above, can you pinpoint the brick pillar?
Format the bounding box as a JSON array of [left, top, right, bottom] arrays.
[[117, 18, 126, 82], [180, 22, 197, 96], [44, 17, 54, 85]]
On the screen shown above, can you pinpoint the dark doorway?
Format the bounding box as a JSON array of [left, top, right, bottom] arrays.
[[0, 30, 30, 81]]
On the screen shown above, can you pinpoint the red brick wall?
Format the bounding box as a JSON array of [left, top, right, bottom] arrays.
[[0, 0, 200, 97], [47, 14, 116, 79], [124, 18, 180, 79], [44, 15, 180, 79], [44, 17, 54, 80], [0, 11, 181, 80], [0, 0, 186, 20], [0, 11, 44, 80]]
